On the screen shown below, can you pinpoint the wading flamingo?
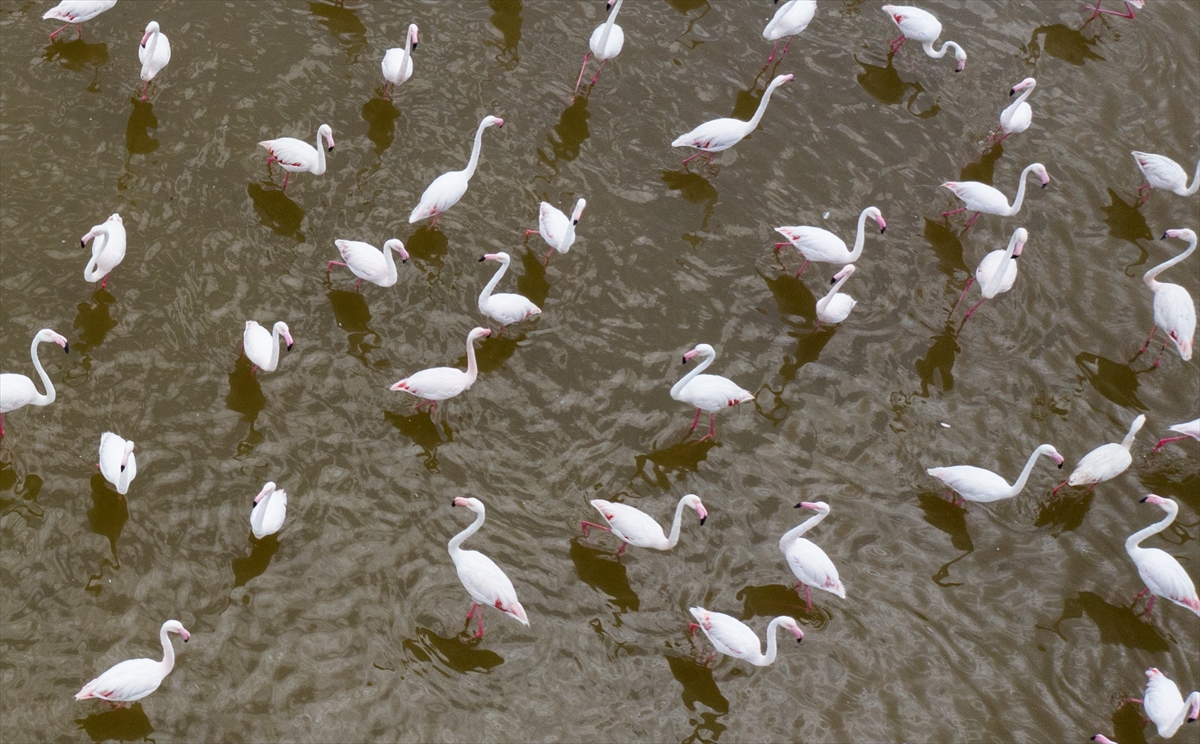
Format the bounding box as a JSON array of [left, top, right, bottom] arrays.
[[780, 501, 845, 610], [389, 327, 491, 413], [688, 608, 803, 667], [927, 443, 1063, 506], [992, 78, 1035, 143], [1137, 229, 1196, 366], [243, 321, 293, 373], [1089, 0, 1145, 21], [574, 0, 624, 97], [138, 21, 170, 100], [478, 253, 540, 331], [775, 206, 886, 277], [382, 23, 418, 98], [97, 432, 137, 497], [1052, 414, 1144, 495], [448, 497, 529, 638], [408, 116, 504, 227], [1125, 495, 1200, 617], [250, 482, 286, 539], [1132, 151, 1200, 203], [1152, 419, 1200, 453], [1134, 668, 1200, 739], [581, 494, 707, 555], [672, 74, 793, 167], [43, 0, 116, 41], [258, 124, 335, 191], [527, 198, 586, 265], [670, 343, 755, 441], [328, 239, 408, 290], [953, 227, 1027, 322], [81, 213, 126, 289], [763, 0, 817, 66], [75, 620, 190, 705], [0, 329, 69, 438], [942, 162, 1050, 232], [881, 5, 966, 71], [815, 264, 857, 327]]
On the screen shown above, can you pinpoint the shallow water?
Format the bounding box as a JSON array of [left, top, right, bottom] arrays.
[[1, 1, 1198, 742]]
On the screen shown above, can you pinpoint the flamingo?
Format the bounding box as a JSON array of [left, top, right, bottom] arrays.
[[1089, 0, 1145, 21], [43, 0, 116, 41], [926, 443, 1063, 506], [97, 432, 137, 497], [81, 213, 126, 289], [1125, 495, 1200, 617], [478, 253, 541, 331], [0, 328, 69, 438], [1052, 414, 1145, 495], [75, 620, 190, 705], [881, 5, 967, 71], [672, 74, 793, 167], [581, 494, 707, 555], [1091, 736, 1118, 744], [1152, 419, 1200, 453], [328, 239, 408, 290], [138, 21, 170, 101], [953, 227, 1028, 322], [258, 124, 335, 191], [815, 264, 857, 327], [780, 501, 845, 611], [249, 482, 287, 539], [573, 0, 624, 98], [448, 497, 529, 638], [526, 198, 586, 265], [1137, 229, 1196, 366], [991, 78, 1036, 144], [242, 320, 293, 373], [1131, 151, 1200, 203], [389, 327, 491, 413], [1134, 668, 1200, 738], [670, 343, 755, 441], [381, 23, 418, 98], [687, 608, 803, 667], [774, 206, 886, 277], [763, 0, 817, 66], [408, 116, 504, 227], [942, 162, 1050, 232]]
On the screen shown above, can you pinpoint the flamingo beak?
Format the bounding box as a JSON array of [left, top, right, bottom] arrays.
[[793, 627, 804, 642], [180, 629, 190, 642], [140, 31, 151, 47], [1160, 231, 1170, 240], [696, 505, 708, 525], [1009, 88, 1016, 97], [62, 342, 70, 353]]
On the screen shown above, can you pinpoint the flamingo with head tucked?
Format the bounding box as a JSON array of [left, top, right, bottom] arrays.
[[409, 116, 504, 227], [75, 620, 190, 705], [389, 327, 491, 414], [574, 0, 624, 97], [43, 0, 116, 41], [881, 5, 966, 71], [243, 321, 293, 374], [942, 162, 1050, 232], [527, 198, 586, 265], [1152, 419, 1200, 453], [478, 253, 541, 331], [382, 23, 418, 98], [81, 213, 126, 289], [688, 608, 803, 667], [1125, 495, 1200, 617], [0, 328, 69, 438], [448, 497, 529, 638], [670, 343, 755, 441], [1052, 414, 1145, 495], [927, 443, 1063, 506], [1134, 668, 1200, 739], [763, 0, 817, 66], [258, 124, 335, 191], [1136, 229, 1196, 366], [98, 432, 137, 497], [582, 494, 707, 555], [249, 482, 287, 539], [780, 501, 845, 611], [1131, 151, 1199, 203], [328, 239, 408, 290], [138, 21, 170, 100], [672, 74, 793, 167], [775, 206, 886, 277]]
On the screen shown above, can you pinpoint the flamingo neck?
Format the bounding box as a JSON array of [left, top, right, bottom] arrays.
[[1004, 164, 1040, 216], [1120, 421, 1142, 450], [922, 39, 962, 60], [311, 129, 328, 175], [1144, 233, 1197, 289], [141, 28, 160, 78], [1011, 83, 1035, 111], [462, 120, 491, 181], [266, 324, 284, 371], [1186, 159, 1200, 195], [448, 507, 486, 554], [598, 0, 622, 52], [116, 456, 133, 494], [157, 624, 176, 678], [670, 350, 715, 401], [1125, 502, 1177, 556], [757, 617, 789, 666], [464, 333, 481, 387], [383, 245, 399, 285], [84, 226, 111, 281], [479, 258, 509, 309], [1006, 445, 1051, 498], [27, 334, 56, 406], [746, 78, 784, 133], [779, 509, 828, 551], [664, 496, 693, 549], [847, 208, 874, 262], [981, 231, 1022, 297], [403, 30, 414, 66]]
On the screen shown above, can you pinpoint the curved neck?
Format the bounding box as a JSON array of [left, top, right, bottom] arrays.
[[1188, 159, 1200, 195], [670, 351, 714, 400], [90, 225, 111, 257], [779, 509, 827, 549], [117, 457, 133, 492], [1120, 422, 1141, 450], [27, 335, 55, 405], [817, 272, 852, 311], [479, 259, 509, 307], [758, 617, 789, 666], [664, 496, 692, 549], [266, 325, 283, 371], [598, 0, 622, 51], [158, 625, 176, 677], [1125, 503, 1177, 555], [463, 120, 490, 180], [403, 29, 414, 62], [142, 28, 160, 75], [746, 79, 784, 131], [1005, 164, 1040, 215], [1005, 446, 1048, 498], [1144, 233, 1197, 288], [383, 245, 399, 284], [464, 333, 481, 386], [847, 208, 874, 261], [922, 39, 961, 59], [312, 129, 327, 175], [1012, 84, 1035, 110], [448, 507, 486, 554], [982, 232, 1022, 297]]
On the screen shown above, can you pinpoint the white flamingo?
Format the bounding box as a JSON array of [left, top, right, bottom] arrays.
[[1089, 0, 1145, 21], [1152, 419, 1200, 453], [1137, 228, 1196, 365], [242, 320, 293, 373], [81, 213, 126, 288], [249, 482, 287, 539], [688, 608, 803, 667], [43, 0, 116, 41], [942, 162, 1050, 232], [0, 328, 69, 438], [97, 432, 137, 497], [389, 327, 491, 413], [328, 239, 409, 290], [775, 206, 887, 277], [574, 0, 624, 97], [953, 227, 1028, 322], [992, 78, 1035, 143], [672, 74, 793, 167], [448, 497, 529, 637], [670, 343, 755, 441], [258, 124, 335, 191], [138, 21, 170, 100], [526, 198, 586, 265], [381, 23, 418, 98], [763, 0, 817, 66], [927, 443, 1063, 506], [1052, 414, 1145, 495], [581, 494, 707, 555], [815, 264, 857, 327], [408, 116, 504, 227], [478, 252, 541, 331], [1131, 151, 1199, 203], [881, 4, 966, 71], [1125, 495, 1200, 617], [75, 620, 190, 705], [780, 501, 845, 610], [1133, 668, 1200, 739]]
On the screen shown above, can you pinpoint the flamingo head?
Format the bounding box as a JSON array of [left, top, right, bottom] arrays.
[[120, 440, 135, 470], [796, 501, 832, 516], [1140, 494, 1170, 509], [254, 482, 276, 504], [606, 0, 617, 12], [107, 213, 123, 225], [867, 207, 886, 233], [571, 198, 587, 225], [1043, 445, 1064, 467], [682, 343, 714, 365], [770, 73, 795, 89], [1032, 163, 1050, 188], [36, 329, 70, 353], [940, 181, 961, 196], [1129, 0, 1145, 7], [140, 21, 160, 47], [954, 48, 966, 72], [383, 239, 409, 263], [1009, 78, 1036, 96], [318, 124, 335, 151], [1146, 667, 1163, 680], [163, 620, 190, 642], [683, 494, 707, 525], [1162, 228, 1196, 243], [831, 264, 856, 284], [1090, 737, 1117, 744], [780, 616, 804, 643], [1012, 227, 1029, 257], [452, 496, 484, 513], [274, 322, 294, 351], [480, 252, 511, 265], [468, 327, 493, 342], [482, 115, 504, 129], [408, 23, 419, 50]]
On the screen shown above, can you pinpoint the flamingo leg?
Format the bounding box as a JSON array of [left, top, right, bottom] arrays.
[[687, 623, 700, 636], [1089, 2, 1138, 20], [572, 51, 591, 97], [697, 413, 717, 442], [681, 151, 707, 167], [1, 412, 6, 437], [1125, 697, 1144, 705], [353, 278, 364, 291], [1150, 343, 1166, 369], [706, 152, 713, 165], [773, 242, 791, 254], [1051, 480, 1069, 496], [327, 260, 347, 272], [1136, 183, 1152, 205], [1135, 324, 1158, 357], [77, 24, 82, 39], [544, 248, 555, 265], [889, 34, 906, 54], [580, 520, 610, 538], [49, 22, 72, 40], [590, 58, 608, 86], [765, 40, 780, 66], [803, 583, 813, 611], [795, 260, 809, 278], [994, 131, 1010, 144], [1141, 595, 1156, 616], [281, 172, 290, 191], [101, 273, 109, 289], [476, 610, 485, 638], [524, 229, 539, 237], [141, 80, 149, 101], [963, 212, 982, 231], [429, 212, 441, 228], [950, 277, 975, 314], [688, 408, 702, 432], [266, 156, 279, 166], [1152, 434, 1191, 453], [616, 541, 627, 556], [942, 207, 968, 218], [962, 297, 986, 320], [776, 36, 794, 64]]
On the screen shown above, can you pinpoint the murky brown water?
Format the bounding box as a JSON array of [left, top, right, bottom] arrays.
[[2, 1, 1198, 741]]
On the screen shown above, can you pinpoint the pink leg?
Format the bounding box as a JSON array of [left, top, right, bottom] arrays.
[[428, 402, 438, 416], [429, 212, 441, 228], [994, 131, 1010, 144], [697, 413, 717, 442], [590, 58, 608, 86], [1152, 435, 1191, 453], [942, 207, 968, 218], [353, 278, 364, 291], [476, 610, 485, 638], [688, 408, 702, 432], [616, 542, 627, 556], [466, 603, 477, 621], [688, 623, 700, 636], [77, 24, 82, 39], [1150, 343, 1166, 369], [1051, 480, 1069, 496], [706, 152, 713, 165], [415, 399, 430, 411], [49, 22, 72, 40], [327, 260, 347, 272], [544, 248, 555, 265], [101, 274, 109, 289], [681, 151, 707, 166], [1136, 324, 1157, 356], [765, 40, 779, 66], [803, 583, 813, 611], [795, 260, 809, 278], [1125, 697, 1143, 705], [962, 212, 981, 232], [580, 520, 610, 537], [141, 80, 149, 101], [1089, 2, 1138, 20], [524, 229, 539, 237], [572, 52, 591, 97], [1141, 595, 1156, 616], [950, 277, 974, 314], [1, 411, 6, 437], [1136, 183, 1152, 205], [773, 242, 790, 254], [775, 37, 793, 64], [889, 34, 906, 54], [281, 172, 290, 191], [962, 297, 986, 320], [266, 156, 279, 166]]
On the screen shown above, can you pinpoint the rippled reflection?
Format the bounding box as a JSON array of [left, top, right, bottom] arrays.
[[232, 534, 281, 589], [661, 169, 718, 230], [308, 1, 367, 62], [923, 218, 969, 279], [43, 38, 107, 75], [86, 472, 128, 565], [1101, 188, 1154, 251], [326, 289, 384, 368], [404, 226, 448, 267], [960, 143, 1003, 185], [247, 183, 306, 242], [384, 409, 450, 472], [125, 97, 159, 155], [735, 583, 811, 619], [568, 538, 639, 614], [539, 96, 590, 173], [0, 462, 44, 522], [487, 0, 522, 68], [1041, 591, 1169, 652], [1034, 491, 1095, 536], [666, 653, 730, 714], [634, 438, 719, 488], [1075, 351, 1147, 410], [1024, 24, 1105, 66], [73, 288, 118, 355], [361, 97, 400, 155], [403, 626, 504, 674], [514, 248, 550, 307], [917, 491, 974, 585], [913, 323, 961, 395], [76, 703, 154, 743], [854, 55, 940, 118]]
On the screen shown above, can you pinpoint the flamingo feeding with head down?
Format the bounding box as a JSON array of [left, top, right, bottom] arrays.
[[43, 0, 116, 41], [0, 328, 69, 438], [942, 162, 1050, 232], [328, 238, 408, 290], [258, 124, 335, 191], [1131, 151, 1200, 203], [953, 227, 1028, 322], [688, 608, 803, 667], [763, 0, 817, 66], [1052, 414, 1145, 495], [448, 497, 529, 638], [815, 264, 857, 327], [775, 206, 887, 278], [1137, 229, 1196, 366], [672, 74, 793, 167], [249, 482, 287, 539], [389, 327, 491, 413], [98, 432, 137, 497], [1152, 419, 1200, 453], [992, 78, 1036, 144], [927, 443, 1063, 506], [1089, 0, 1145, 21], [381, 23, 418, 98], [75, 620, 190, 705], [478, 252, 541, 331], [81, 213, 126, 289], [780, 501, 845, 611], [243, 320, 293, 373], [1125, 495, 1200, 617], [670, 343, 755, 441], [408, 116, 504, 227], [881, 5, 966, 71], [1132, 668, 1200, 739], [527, 198, 586, 265], [574, 0, 624, 97], [138, 21, 170, 100], [581, 494, 707, 555]]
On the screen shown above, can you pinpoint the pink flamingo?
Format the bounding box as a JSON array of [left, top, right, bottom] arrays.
[[526, 198, 586, 265], [953, 227, 1027, 322], [927, 444, 1063, 506], [582, 494, 707, 555], [81, 213, 126, 289], [97, 432, 137, 497], [881, 5, 966, 71], [1152, 419, 1200, 453], [991, 78, 1036, 144], [408, 117, 503, 227], [381, 23, 418, 98], [1052, 415, 1144, 495], [328, 239, 408, 290], [688, 608, 803, 667], [775, 206, 886, 278], [43, 0, 116, 41], [258, 124, 335, 191], [138, 21, 171, 101], [75, 620, 190, 705], [672, 74, 792, 167], [780, 501, 845, 611], [1126, 668, 1200, 739], [389, 327, 490, 414], [942, 162, 1050, 232], [1089, 0, 1145, 20], [478, 253, 541, 331], [1137, 229, 1196, 366], [1125, 495, 1200, 617], [0, 328, 69, 438], [1131, 151, 1199, 203], [574, 0, 624, 97], [763, 0, 816, 66], [670, 343, 755, 441], [448, 497, 529, 638], [243, 321, 293, 374]]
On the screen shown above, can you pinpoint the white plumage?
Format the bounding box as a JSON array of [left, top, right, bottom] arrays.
[[530, 198, 586, 264], [330, 239, 408, 289], [0, 328, 69, 438], [389, 327, 490, 406], [1131, 151, 1200, 199], [1140, 229, 1196, 362], [81, 213, 126, 288], [670, 343, 755, 441], [1125, 495, 1200, 617], [775, 206, 886, 277], [780, 501, 845, 610], [258, 124, 335, 190], [672, 74, 792, 166], [478, 252, 541, 329], [1054, 414, 1144, 493], [573, 0, 625, 97], [75, 620, 190, 704], [1142, 667, 1200, 739], [815, 264, 858, 325], [996, 78, 1035, 142], [583, 494, 707, 553], [381, 23, 418, 97], [881, 4, 966, 70], [408, 116, 503, 226], [942, 163, 1050, 230], [448, 497, 529, 637], [927, 443, 1063, 504], [138, 21, 170, 100], [249, 481, 287, 539], [243, 320, 293, 373], [688, 608, 803, 667], [762, 0, 816, 65], [1152, 418, 1200, 453], [98, 432, 137, 496], [43, 0, 116, 39]]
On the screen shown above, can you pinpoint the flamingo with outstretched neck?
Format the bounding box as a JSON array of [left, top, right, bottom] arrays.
[[448, 497, 529, 638], [927, 443, 1063, 506], [688, 608, 803, 667], [1125, 495, 1200, 617], [1152, 419, 1199, 453], [1136, 229, 1196, 366], [942, 162, 1050, 232], [775, 206, 886, 277], [258, 124, 335, 191], [75, 620, 190, 705], [409, 116, 504, 227], [0, 328, 69, 438], [389, 327, 491, 414], [381, 23, 418, 98], [672, 74, 793, 167], [582, 494, 707, 555]]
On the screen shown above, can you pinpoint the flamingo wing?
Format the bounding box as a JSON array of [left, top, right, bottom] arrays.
[[677, 374, 754, 413], [97, 432, 126, 483], [76, 658, 164, 702], [817, 293, 856, 324], [671, 119, 747, 153], [1167, 419, 1200, 439], [764, 0, 816, 40], [1132, 152, 1187, 190], [784, 538, 845, 597], [591, 500, 668, 549], [250, 490, 286, 538], [1067, 444, 1131, 486], [139, 32, 171, 79], [409, 171, 469, 223], [258, 137, 318, 172], [975, 249, 1019, 298], [926, 465, 1011, 502], [243, 322, 274, 369], [776, 226, 849, 263], [1152, 284, 1196, 360], [381, 48, 413, 85], [588, 23, 624, 59], [336, 240, 388, 284], [1001, 102, 1032, 135], [1144, 669, 1186, 736], [1136, 548, 1200, 613], [454, 549, 528, 625], [689, 608, 760, 659], [481, 294, 541, 326], [392, 367, 469, 401], [0, 374, 38, 412], [538, 202, 570, 247], [943, 181, 1010, 214], [44, 0, 115, 22]]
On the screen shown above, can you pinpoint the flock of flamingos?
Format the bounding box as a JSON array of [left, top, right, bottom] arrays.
[[1, 0, 1197, 738]]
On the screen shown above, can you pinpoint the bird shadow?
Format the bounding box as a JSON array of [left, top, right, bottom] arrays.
[[405, 227, 449, 268], [43, 38, 108, 73], [226, 355, 266, 426], [632, 438, 719, 490], [1138, 466, 1200, 515], [538, 95, 590, 174], [912, 322, 961, 396], [916, 491, 975, 581], [661, 170, 718, 231], [759, 268, 817, 321], [486, 0, 522, 70], [247, 183, 305, 242], [960, 144, 1004, 185], [125, 97, 159, 155], [73, 288, 118, 356], [853, 54, 940, 118], [515, 248, 550, 307], [459, 335, 522, 375], [402, 626, 504, 674], [665, 653, 730, 715], [86, 473, 128, 566], [923, 218, 970, 280], [1110, 700, 1151, 744], [76, 703, 154, 743], [1100, 188, 1153, 258], [1034, 491, 1095, 536], [1074, 351, 1148, 411], [308, 1, 367, 62], [1022, 24, 1105, 66], [326, 289, 384, 369], [568, 538, 639, 615], [362, 97, 400, 156], [383, 409, 450, 473], [0, 462, 43, 522], [1037, 590, 1169, 653], [231, 534, 280, 589], [735, 583, 825, 624]]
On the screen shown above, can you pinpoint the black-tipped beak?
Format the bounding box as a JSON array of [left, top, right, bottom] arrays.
[[572, 219, 579, 225], [1139, 496, 1149, 503], [879, 226, 886, 233], [699, 517, 706, 526], [1161, 232, 1169, 240], [120, 465, 126, 472], [412, 41, 419, 51], [286, 343, 294, 351], [681, 356, 687, 364], [1057, 462, 1063, 469], [794, 502, 803, 508], [1009, 88, 1016, 97], [1040, 182, 1047, 189], [830, 276, 837, 285], [606, 0, 616, 12], [183, 638, 188, 643], [327, 145, 334, 152], [479, 255, 487, 262], [80, 239, 86, 248], [63, 343, 70, 353], [796, 637, 802, 643]]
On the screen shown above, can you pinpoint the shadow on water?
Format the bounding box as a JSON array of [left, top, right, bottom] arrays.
[[960, 144, 1003, 185], [665, 0, 708, 14], [1139, 466, 1200, 514], [74, 288, 118, 354], [1075, 351, 1147, 411], [468, 335, 522, 374], [384, 409, 450, 473], [43, 38, 108, 74], [76, 703, 153, 743], [226, 355, 267, 425], [1039, 591, 1169, 653], [402, 626, 504, 674], [916, 492, 975, 585], [913, 323, 960, 396], [924, 218, 969, 279], [326, 289, 384, 368], [362, 97, 400, 156], [539, 96, 590, 172], [125, 97, 158, 155], [735, 583, 810, 621], [1034, 491, 1094, 536], [633, 438, 719, 489], [308, 1, 367, 61], [661, 170, 718, 231], [1023, 24, 1104, 66], [1101, 188, 1153, 255], [665, 653, 729, 714], [1110, 701, 1151, 744], [87, 473, 128, 565], [232, 534, 281, 589], [405, 227, 448, 267], [568, 539, 639, 614], [853, 54, 940, 118], [0, 462, 44, 521], [759, 268, 817, 321], [487, 0, 521, 68], [247, 183, 305, 242], [515, 248, 550, 307]]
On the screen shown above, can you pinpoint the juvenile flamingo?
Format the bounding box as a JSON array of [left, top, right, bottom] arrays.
[[75, 620, 190, 705], [581, 494, 707, 555], [1125, 495, 1200, 617], [763, 0, 817, 66], [249, 482, 287, 539], [775, 206, 886, 277], [527, 198, 586, 265], [672, 74, 793, 167], [1089, 0, 1145, 21], [1052, 414, 1145, 495], [1133, 668, 1200, 739], [389, 327, 491, 413], [927, 443, 1063, 506], [97, 432, 137, 497], [780, 501, 845, 610], [81, 213, 126, 288], [381, 23, 418, 98], [138, 21, 170, 100], [942, 162, 1050, 232], [258, 124, 335, 191], [670, 343, 755, 441], [992, 78, 1036, 144], [478, 252, 541, 331], [881, 4, 966, 71], [448, 497, 529, 638], [953, 227, 1027, 322], [43, 0, 116, 41], [1137, 229, 1196, 366], [1152, 419, 1200, 453], [688, 608, 803, 667], [0, 328, 69, 438], [1131, 151, 1200, 203], [328, 239, 408, 290], [408, 116, 504, 227], [574, 0, 624, 97], [243, 321, 293, 373]]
